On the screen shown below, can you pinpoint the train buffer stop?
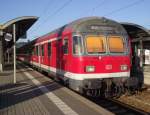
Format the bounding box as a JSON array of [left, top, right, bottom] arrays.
[[0, 16, 150, 115]]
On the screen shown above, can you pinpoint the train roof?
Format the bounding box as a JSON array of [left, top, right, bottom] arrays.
[[40, 16, 127, 39], [66, 16, 126, 33]]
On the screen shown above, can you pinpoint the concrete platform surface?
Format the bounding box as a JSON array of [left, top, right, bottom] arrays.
[[0, 62, 113, 115]]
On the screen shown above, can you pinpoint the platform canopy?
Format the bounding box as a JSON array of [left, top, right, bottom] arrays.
[[0, 16, 38, 49], [121, 23, 150, 42], [121, 22, 150, 49]]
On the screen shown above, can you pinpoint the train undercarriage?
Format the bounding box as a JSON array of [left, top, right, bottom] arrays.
[[69, 77, 143, 98]]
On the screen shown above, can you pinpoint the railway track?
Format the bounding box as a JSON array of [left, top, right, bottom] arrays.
[[88, 97, 149, 115]]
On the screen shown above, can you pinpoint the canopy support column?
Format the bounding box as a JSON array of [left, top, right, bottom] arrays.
[[0, 30, 3, 72], [13, 24, 16, 84]]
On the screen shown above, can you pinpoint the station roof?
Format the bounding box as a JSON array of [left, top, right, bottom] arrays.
[[121, 22, 150, 42], [0, 16, 38, 49], [121, 23, 150, 49]]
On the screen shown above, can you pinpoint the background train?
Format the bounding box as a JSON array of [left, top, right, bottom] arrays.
[[17, 17, 132, 97]]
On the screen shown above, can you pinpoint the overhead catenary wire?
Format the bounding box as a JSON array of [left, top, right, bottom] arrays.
[[43, 0, 73, 22], [28, 0, 55, 38], [78, 0, 144, 18], [31, 0, 55, 32], [29, 0, 145, 39], [91, 0, 106, 15], [104, 0, 145, 16], [78, 0, 106, 17], [39, 0, 55, 18], [30, 0, 73, 36]]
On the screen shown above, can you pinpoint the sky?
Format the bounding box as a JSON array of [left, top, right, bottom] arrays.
[[0, 0, 150, 42]]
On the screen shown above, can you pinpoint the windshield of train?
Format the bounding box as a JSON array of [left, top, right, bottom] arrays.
[[73, 35, 126, 55], [85, 35, 106, 54], [84, 35, 126, 55], [108, 36, 125, 53]]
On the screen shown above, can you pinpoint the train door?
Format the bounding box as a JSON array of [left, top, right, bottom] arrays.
[[41, 44, 45, 66], [47, 42, 51, 72], [61, 35, 70, 72], [38, 45, 41, 68], [35, 45, 38, 64], [56, 39, 62, 71]]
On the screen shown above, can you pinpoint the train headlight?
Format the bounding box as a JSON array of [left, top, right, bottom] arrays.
[[86, 66, 95, 72], [120, 65, 128, 71]]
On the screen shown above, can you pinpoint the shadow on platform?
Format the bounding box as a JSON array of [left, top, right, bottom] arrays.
[[0, 80, 62, 109]]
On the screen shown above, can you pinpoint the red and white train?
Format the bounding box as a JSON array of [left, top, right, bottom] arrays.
[[18, 17, 131, 97]]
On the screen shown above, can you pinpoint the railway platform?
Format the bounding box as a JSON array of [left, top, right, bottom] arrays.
[[0, 62, 114, 115], [144, 66, 150, 85], [0, 62, 149, 115]]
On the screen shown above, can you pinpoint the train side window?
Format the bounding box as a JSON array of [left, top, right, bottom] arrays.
[[41, 45, 44, 56], [63, 39, 68, 54], [48, 42, 51, 56], [73, 36, 83, 55], [36, 46, 38, 56]]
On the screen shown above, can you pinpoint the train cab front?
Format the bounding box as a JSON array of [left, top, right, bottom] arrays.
[[68, 34, 131, 97]]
